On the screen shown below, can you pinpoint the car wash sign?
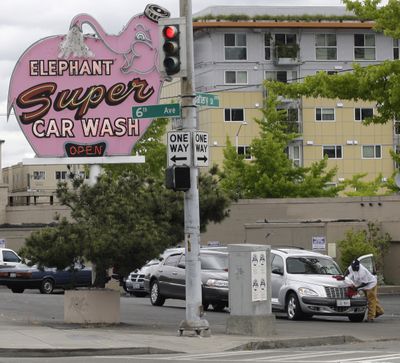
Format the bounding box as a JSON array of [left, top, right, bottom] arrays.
[[7, 5, 170, 158]]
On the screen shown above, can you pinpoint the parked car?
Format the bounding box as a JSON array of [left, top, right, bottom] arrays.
[[270, 248, 368, 322], [144, 249, 229, 311], [125, 259, 161, 297], [0, 264, 92, 294]]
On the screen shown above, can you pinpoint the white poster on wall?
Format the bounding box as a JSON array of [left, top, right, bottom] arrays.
[[312, 236, 326, 250], [251, 251, 267, 302]]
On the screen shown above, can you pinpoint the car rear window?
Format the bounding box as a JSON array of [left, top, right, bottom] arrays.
[[286, 256, 342, 275], [200, 253, 228, 270]]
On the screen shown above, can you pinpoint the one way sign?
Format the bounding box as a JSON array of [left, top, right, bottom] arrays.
[[167, 131, 191, 167], [193, 131, 209, 167]]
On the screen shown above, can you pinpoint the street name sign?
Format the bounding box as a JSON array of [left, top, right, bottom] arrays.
[[193, 131, 209, 167], [167, 131, 191, 166], [195, 93, 219, 108], [132, 103, 181, 119]]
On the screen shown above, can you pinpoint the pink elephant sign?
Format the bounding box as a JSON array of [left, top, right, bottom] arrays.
[[7, 4, 170, 158]]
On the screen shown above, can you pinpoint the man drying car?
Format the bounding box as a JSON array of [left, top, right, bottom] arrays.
[[345, 259, 384, 322]]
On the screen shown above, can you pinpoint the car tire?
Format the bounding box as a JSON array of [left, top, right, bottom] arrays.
[[150, 280, 165, 306], [40, 278, 55, 294], [286, 292, 304, 320], [11, 288, 24, 293], [348, 313, 365, 322], [212, 303, 226, 312]]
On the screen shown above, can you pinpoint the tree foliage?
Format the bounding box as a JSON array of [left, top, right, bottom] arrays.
[[19, 120, 231, 287], [338, 221, 391, 278], [342, 172, 391, 196], [219, 92, 342, 198]]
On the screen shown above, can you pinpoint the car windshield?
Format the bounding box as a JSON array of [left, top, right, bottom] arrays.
[[286, 256, 342, 275], [200, 253, 228, 271]]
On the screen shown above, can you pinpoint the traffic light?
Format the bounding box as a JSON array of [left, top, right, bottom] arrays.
[[159, 17, 187, 78], [165, 166, 190, 191]]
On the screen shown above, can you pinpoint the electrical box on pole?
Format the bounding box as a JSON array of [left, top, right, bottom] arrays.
[[158, 17, 187, 78]]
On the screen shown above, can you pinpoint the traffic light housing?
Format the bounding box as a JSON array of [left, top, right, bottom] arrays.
[[159, 17, 187, 78], [165, 166, 190, 191]]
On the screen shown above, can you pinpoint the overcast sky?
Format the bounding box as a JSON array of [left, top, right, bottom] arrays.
[[0, 0, 346, 168]]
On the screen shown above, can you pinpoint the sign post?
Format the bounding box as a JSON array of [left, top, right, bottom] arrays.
[[178, 0, 210, 336]]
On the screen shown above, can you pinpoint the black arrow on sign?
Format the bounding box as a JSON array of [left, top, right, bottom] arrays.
[[197, 155, 208, 162], [171, 155, 187, 162]]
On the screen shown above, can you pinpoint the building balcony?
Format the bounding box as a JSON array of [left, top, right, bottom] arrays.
[[273, 44, 301, 65]]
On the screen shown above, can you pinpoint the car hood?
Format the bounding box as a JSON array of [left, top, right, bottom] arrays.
[[288, 274, 348, 287]]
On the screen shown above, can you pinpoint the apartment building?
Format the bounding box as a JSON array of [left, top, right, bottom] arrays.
[[181, 5, 397, 183]]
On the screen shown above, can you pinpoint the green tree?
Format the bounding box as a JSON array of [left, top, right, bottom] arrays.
[[342, 173, 391, 196], [19, 120, 231, 287], [338, 221, 391, 277], [219, 92, 342, 198]]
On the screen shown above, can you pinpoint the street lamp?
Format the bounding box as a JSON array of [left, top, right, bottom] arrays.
[[235, 121, 248, 153]]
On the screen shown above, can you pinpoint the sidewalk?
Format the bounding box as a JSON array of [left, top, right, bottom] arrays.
[[0, 311, 399, 357]]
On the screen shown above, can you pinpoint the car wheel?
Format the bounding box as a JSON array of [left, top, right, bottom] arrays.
[[202, 302, 210, 311], [150, 280, 165, 306], [40, 278, 55, 294], [122, 282, 128, 293], [286, 292, 304, 320], [348, 313, 365, 322], [11, 288, 24, 293], [212, 303, 226, 312]]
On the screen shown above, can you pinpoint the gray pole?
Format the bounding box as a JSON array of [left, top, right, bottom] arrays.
[[178, 0, 210, 336]]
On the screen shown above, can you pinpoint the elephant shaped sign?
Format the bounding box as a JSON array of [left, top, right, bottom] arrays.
[[7, 4, 170, 158]]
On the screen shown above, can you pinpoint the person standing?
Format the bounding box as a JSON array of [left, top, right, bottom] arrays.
[[345, 259, 384, 322]]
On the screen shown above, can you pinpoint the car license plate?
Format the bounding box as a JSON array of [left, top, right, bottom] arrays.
[[9, 273, 16, 278], [132, 283, 141, 289], [337, 299, 350, 307]]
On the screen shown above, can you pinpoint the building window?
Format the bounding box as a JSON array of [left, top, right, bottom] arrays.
[[395, 120, 400, 135], [286, 145, 301, 166], [316, 108, 335, 121], [274, 33, 298, 59], [238, 145, 252, 159], [395, 145, 400, 169], [225, 70, 247, 84], [55, 171, 68, 180], [265, 70, 297, 83], [224, 33, 247, 60], [33, 171, 45, 180], [224, 108, 244, 122], [315, 34, 337, 60], [355, 107, 373, 121], [264, 33, 272, 60], [323, 145, 342, 159], [354, 34, 375, 60], [362, 145, 382, 159], [278, 108, 300, 133], [393, 39, 399, 59]]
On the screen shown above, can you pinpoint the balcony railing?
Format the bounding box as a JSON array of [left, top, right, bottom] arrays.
[[274, 44, 301, 65]]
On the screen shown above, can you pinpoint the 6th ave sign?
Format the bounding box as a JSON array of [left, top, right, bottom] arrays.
[[132, 103, 181, 119]]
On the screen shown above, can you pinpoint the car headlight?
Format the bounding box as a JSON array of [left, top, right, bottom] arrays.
[[205, 279, 228, 288], [298, 287, 319, 296]]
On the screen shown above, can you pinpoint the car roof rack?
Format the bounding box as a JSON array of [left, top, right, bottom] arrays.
[[273, 246, 305, 254]]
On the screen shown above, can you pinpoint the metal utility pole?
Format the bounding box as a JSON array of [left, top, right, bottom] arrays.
[[178, 0, 210, 336]]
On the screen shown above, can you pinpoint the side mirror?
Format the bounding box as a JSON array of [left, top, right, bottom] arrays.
[[177, 263, 185, 269]]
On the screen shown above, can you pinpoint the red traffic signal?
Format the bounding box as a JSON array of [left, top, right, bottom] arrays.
[[159, 18, 186, 78], [163, 25, 178, 40]]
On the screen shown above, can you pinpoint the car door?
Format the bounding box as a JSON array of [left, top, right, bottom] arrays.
[[157, 253, 182, 298], [172, 254, 186, 299], [271, 253, 285, 310], [358, 254, 376, 275]]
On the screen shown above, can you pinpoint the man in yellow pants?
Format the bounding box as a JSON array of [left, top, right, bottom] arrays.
[[345, 259, 384, 322]]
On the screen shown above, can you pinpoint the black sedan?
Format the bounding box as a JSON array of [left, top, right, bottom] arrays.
[[0, 264, 92, 294], [143, 249, 229, 312]]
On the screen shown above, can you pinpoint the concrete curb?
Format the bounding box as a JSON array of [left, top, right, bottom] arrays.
[[0, 347, 180, 358], [229, 335, 362, 351]]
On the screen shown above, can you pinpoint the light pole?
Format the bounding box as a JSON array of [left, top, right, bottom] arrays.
[[235, 121, 248, 153]]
